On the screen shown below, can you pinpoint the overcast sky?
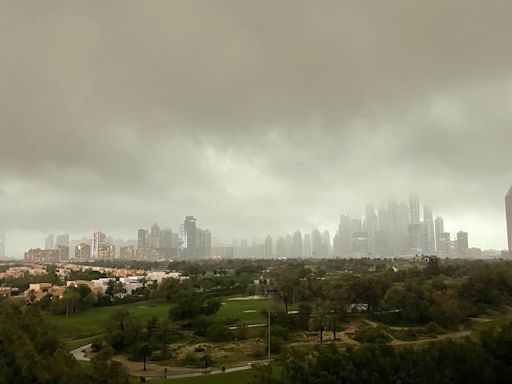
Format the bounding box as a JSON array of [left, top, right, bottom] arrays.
[[1, 1, 512, 256]]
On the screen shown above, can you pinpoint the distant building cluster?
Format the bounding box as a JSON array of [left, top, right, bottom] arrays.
[[16, 187, 512, 262], [227, 193, 474, 259], [0, 263, 189, 301]]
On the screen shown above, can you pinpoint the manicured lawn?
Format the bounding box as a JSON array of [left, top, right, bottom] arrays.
[[47, 300, 172, 340], [215, 299, 269, 324], [133, 369, 256, 384]]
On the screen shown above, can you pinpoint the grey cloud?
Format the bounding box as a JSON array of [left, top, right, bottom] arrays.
[[1, 0, 512, 255]]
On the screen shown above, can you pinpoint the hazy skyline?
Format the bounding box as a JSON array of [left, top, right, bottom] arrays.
[[2, 1, 512, 256]]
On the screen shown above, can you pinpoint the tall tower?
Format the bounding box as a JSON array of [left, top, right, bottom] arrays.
[[264, 236, 273, 258], [292, 231, 303, 258], [423, 206, 435, 255], [91, 232, 106, 259], [45, 234, 55, 250], [409, 193, 420, 224], [303, 233, 312, 257], [137, 229, 149, 250], [434, 216, 444, 253], [150, 223, 160, 249], [338, 214, 352, 257], [0, 232, 5, 259], [180, 216, 197, 258], [506, 186, 512, 256]]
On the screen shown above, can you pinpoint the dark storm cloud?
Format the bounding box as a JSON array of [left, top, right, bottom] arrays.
[[1, 0, 512, 255]]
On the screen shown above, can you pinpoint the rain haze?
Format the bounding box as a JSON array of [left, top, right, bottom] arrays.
[[1, 0, 512, 257]]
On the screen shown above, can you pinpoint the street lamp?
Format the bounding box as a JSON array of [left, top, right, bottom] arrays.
[[265, 288, 276, 365]]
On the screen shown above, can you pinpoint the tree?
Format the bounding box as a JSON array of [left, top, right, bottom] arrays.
[[106, 308, 141, 350], [153, 319, 172, 357], [309, 303, 329, 343]]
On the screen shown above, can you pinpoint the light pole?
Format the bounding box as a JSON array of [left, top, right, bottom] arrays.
[[267, 289, 271, 365]]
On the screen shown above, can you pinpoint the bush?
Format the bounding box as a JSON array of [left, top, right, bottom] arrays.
[[91, 339, 104, 352], [206, 323, 233, 342], [150, 351, 166, 361], [353, 327, 391, 344], [425, 321, 445, 335]]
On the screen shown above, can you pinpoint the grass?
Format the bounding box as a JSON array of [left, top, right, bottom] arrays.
[[215, 299, 269, 324], [49, 296, 287, 343], [129, 369, 255, 384], [47, 300, 171, 340], [64, 334, 103, 352]]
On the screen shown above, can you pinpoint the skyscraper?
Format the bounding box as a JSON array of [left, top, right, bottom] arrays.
[[0, 232, 5, 259], [150, 223, 160, 249], [311, 229, 323, 257], [434, 216, 444, 253], [292, 230, 303, 257], [264, 235, 273, 258], [363, 205, 378, 256], [45, 234, 55, 250], [56, 233, 70, 248], [159, 228, 173, 248], [423, 206, 435, 255], [506, 186, 512, 256], [91, 232, 106, 258], [322, 230, 331, 256], [338, 215, 352, 257], [137, 229, 149, 250], [409, 192, 420, 224], [457, 231, 469, 257], [180, 216, 198, 258], [303, 233, 311, 257]]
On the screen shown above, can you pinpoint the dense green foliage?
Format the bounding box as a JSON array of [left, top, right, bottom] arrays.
[[0, 299, 127, 384], [255, 323, 512, 384]]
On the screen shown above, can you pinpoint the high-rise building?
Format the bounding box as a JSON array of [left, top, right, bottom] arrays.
[[197, 229, 212, 258], [292, 230, 303, 257], [75, 243, 91, 260], [408, 223, 423, 255], [303, 233, 311, 257], [434, 216, 444, 253], [423, 206, 435, 255], [311, 229, 323, 258], [364, 205, 378, 257], [338, 215, 352, 257], [0, 232, 5, 259], [180, 216, 198, 258], [159, 229, 173, 249], [120, 245, 135, 259], [352, 232, 369, 257], [56, 233, 70, 248], [264, 235, 273, 258], [506, 186, 512, 256], [276, 237, 286, 258], [437, 232, 451, 257], [398, 201, 410, 255], [45, 234, 55, 250], [456, 231, 469, 257], [409, 192, 420, 224], [91, 232, 104, 258], [322, 230, 331, 256], [137, 229, 149, 250], [150, 223, 160, 249], [239, 238, 248, 258]]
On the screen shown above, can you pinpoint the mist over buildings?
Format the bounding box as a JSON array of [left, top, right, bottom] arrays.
[[1, 1, 512, 256]]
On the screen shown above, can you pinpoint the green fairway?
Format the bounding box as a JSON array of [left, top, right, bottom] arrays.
[[133, 368, 256, 384], [47, 300, 171, 340], [215, 299, 268, 324]]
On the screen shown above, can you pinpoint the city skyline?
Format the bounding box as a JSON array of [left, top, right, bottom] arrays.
[[8, 191, 507, 260], [2, 2, 512, 257]]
